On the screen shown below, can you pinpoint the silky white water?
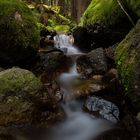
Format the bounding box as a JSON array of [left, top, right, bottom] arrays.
[[54, 34, 80, 55], [45, 34, 113, 140]]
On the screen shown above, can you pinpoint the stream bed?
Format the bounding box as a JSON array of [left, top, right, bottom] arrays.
[[40, 34, 117, 140]]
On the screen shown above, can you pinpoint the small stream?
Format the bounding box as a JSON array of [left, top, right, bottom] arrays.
[[44, 34, 114, 140]]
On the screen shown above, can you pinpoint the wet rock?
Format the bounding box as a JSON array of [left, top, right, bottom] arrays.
[[104, 44, 117, 62], [40, 28, 50, 38], [40, 28, 56, 48], [73, 69, 119, 98], [77, 48, 108, 77], [104, 44, 117, 68], [85, 96, 120, 123], [101, 69, 122, 96], [73, 76, 104, 98], [40, 36, 55, 48], [102, 69, 118, 84], [34, 52, 72, 82]]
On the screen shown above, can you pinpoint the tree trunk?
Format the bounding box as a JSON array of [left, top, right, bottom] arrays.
[[71, 0, 92, 23]]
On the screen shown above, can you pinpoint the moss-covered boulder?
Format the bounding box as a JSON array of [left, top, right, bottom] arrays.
[[115, 20, 140, 112], [81, 0, 140, 27], [79, 0, 140, 48], [0, 68, 43, 125], [0, 0, 39, 66]]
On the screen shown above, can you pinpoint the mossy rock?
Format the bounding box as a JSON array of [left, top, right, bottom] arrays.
[[0, 68, 43, 125], [80, 0, 140, 27], [115, 20, 140, 111], [78, 0, 140, 48], [0, 0, 39, 66]]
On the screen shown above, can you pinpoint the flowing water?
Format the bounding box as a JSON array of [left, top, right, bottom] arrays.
[[54, 34, 80, 55], [45, 34, 114, 140]]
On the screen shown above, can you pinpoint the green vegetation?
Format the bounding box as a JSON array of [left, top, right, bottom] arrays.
[[0, 68, 42, 96], [115, 20, 140, 110], [80, 0, 123, 26], [0, 68, 43, 125], [80, 0, 140, 27], [126, 0, 140, 17], [0, 0, 39, 65], [54, 25, 70, 32]]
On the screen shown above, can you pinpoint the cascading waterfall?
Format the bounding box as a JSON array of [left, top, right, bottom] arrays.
[[54, 34, 80, 55], [45, 34, 114, 140]]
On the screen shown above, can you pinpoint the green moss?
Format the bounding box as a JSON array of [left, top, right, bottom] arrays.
[[80, 0, 140, 27], [47, 19, 58, 27], [54, 25, 70, 32], [126, 0, 140, 17], [81, 0, 124, 26], [0, 0, 39, 64], [58, 14, 71, 24], [0, 68, 42, 96], [115, 20, 140, 110], [116, 42, 136, 92]]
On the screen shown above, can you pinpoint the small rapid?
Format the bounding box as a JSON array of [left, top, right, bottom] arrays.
[[45, 34, 114, 140], [54, 34, 80, 55]]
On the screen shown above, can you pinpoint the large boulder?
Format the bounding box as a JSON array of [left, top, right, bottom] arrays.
[[77, 48, 108, 77], [79, 0, 140, 49], [0, 68, 43, 125], [81, 0, 140, 27], [0, 0, 39, 66], [115, 20, 140, 112]]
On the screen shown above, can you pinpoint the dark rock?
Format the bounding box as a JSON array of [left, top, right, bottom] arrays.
[[121, 114, 140, 140], [77, 48, 108, 77], [86, 23, 131, 49], [40, 28, 50, 37], [104, 44, 117, 68], [102, 69, 118, 84], [73, 75, 104, 98], [97, 69, 121, 98], [104, 45, 117, 62], [34, 52, 72, 82], [72, 26, 92, 52], [94, 128, 131, 140]]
